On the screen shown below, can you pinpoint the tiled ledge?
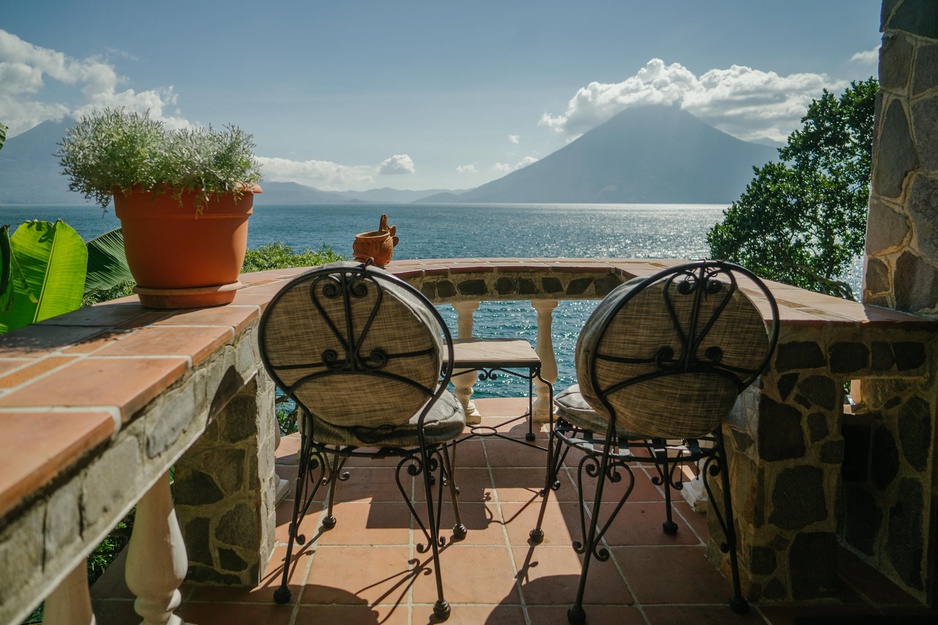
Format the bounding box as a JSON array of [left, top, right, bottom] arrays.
[[0, 258, 936, 622]]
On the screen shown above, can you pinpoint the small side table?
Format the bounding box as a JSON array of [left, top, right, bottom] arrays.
[[450, 338, 552, 443]]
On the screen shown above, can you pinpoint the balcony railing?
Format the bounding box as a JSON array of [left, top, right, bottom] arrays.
[[0, 258, 935, 624]]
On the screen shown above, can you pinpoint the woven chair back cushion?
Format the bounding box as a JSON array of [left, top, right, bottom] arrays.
[[576, 274, 769, 439], [262, 267, 443, 429]]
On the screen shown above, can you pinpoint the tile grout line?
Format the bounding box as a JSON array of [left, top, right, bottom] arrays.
[[484, 428, 537, 625]]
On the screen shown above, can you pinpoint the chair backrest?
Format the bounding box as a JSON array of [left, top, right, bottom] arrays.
[[259, 262, 454, 430], [576, 260, 779, 439]]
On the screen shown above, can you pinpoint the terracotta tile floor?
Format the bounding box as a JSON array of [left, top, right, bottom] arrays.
[[91, 398, 937, 625]]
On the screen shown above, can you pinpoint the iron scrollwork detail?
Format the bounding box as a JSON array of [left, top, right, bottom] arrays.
[[309, 270, 390, 374]]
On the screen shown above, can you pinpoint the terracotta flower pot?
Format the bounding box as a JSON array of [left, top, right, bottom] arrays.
[[113, 184, 261, 308]]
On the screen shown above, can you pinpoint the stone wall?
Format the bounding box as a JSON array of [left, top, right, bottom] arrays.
[[408, 268, 626, 303], [175, 369, 279, 586], [0, 317, 276, 624], [714, 322, 937, 603], [866, 1, 938, 311], [857, 0, 938, 605]]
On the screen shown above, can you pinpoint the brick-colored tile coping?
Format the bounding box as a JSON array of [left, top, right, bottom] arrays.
[[0, 258, 933, 519]]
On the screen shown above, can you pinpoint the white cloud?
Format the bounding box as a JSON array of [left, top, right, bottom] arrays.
[[851, 46, 880, 65], [259, 152, 419, 190], [378, 154, 416, 175], [456, 164, 477, 174], [0, 29, 183, 135], [540, 58, 844, 144], [256, 156, 377, 191], [508, 134, 520, 144]]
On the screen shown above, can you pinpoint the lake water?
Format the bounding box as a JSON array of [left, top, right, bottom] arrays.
[[0, 202, 859, 397], [0, 202, 726, 259]]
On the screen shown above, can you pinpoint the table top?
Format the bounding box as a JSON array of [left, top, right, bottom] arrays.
[[451, 338, 541, 369]]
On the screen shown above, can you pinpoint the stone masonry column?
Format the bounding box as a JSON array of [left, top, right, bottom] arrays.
[[860, 0, 938, 605], [715, 315, 936, 604], [174, 370, 278, 586], [716, 329, 845, 603]]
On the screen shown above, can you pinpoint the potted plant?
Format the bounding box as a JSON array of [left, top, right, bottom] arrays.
[[57, 108, 263, 308]]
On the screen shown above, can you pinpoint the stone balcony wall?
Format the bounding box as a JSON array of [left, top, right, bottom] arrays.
[[861, 0, 938, 606], [717, 324, 938, 603], [0, 301, 279, 625]]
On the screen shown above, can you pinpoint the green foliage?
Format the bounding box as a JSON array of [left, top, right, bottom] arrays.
[[84, 227, 133, 301], [0, 121, 7, 152], [57, 108, 262, 210], [707, 78, 878, 300], [82, 280, 137, 307], [0, 220, 88, 333], [22, 605, 42, 624], [0, 226, 11, 311], [241, 242, 344, 272], [276, 395, 300, 435], [87, 514, 134, 584]]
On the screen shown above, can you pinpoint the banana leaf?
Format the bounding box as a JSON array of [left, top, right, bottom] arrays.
[[85, 227, 133, 294], [0, 220, 88, 333], [0, 225, 12, 311]]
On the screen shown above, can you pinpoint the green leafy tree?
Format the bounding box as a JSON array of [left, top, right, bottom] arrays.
[[707, 78, 878, 300]]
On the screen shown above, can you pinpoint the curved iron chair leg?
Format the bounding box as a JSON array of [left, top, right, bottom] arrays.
[[418, 442, 451, 621], [530, 420, 567, 544], [567, 443, 611, 625], [568, 419, 623, 625], [322, 452, 344, 529], [713, 428, 749, 614], [275, 433, 314, 604], [441, 442, 467, 539]]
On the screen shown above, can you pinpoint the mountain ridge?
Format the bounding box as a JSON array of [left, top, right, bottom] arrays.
[[422, 105, 776, 204]]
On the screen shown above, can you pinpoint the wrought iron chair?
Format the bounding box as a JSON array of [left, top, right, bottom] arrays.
[[258, 261, 467, 620], [529, 260, 779, 624]]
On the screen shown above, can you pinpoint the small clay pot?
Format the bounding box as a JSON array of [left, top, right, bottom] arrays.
[[353, 214, 399, 268], [353, 230, 398, 268]]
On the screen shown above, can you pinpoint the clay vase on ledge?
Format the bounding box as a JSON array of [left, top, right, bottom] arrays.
[[353, 213, 399, 268]]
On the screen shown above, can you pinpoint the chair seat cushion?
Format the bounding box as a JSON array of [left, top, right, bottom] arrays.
[[311, 390, 466, 448], [554, 384, 648, 439]]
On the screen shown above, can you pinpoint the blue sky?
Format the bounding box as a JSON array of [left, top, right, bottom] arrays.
[[2, 0, 882, 192]]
